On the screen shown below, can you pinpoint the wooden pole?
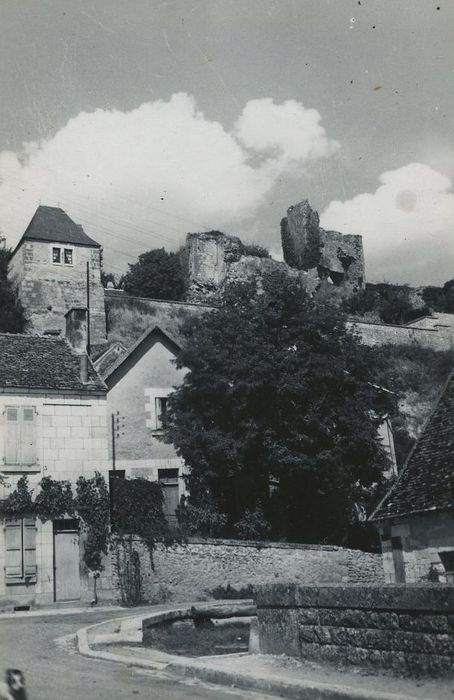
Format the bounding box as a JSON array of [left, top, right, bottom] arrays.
[[86, 261, 91, 355], [111, 413, 116, 470]]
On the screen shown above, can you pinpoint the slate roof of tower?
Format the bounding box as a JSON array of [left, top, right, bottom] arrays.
[[0, 333, 105, 392], [16, 206, 100, 249], [371, 370, 454, 521]]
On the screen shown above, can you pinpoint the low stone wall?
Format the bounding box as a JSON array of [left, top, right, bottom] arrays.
[[348, 320, 454, 351], [255, 583, 454, 676], [110, 537, 383, 603]]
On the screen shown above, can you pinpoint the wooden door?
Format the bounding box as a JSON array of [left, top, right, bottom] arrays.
[[158, 468, 179, 527], [162, 484, 179, 525], [54, 524, 81, 601]]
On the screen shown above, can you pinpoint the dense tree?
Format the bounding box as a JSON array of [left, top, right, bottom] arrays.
[[0, 248, 27, 333], [121, 247, 186, 300], [164, 271, 395, 546]]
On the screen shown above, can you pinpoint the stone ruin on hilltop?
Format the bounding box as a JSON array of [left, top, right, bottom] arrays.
[[183, 200, 365, 303]]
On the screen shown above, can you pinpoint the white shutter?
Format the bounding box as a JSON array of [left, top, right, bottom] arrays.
[[5, 408, 19, 464], [20, 407, 36, 465], [23, 519, 37, 577], [5, 520, 23, 579]]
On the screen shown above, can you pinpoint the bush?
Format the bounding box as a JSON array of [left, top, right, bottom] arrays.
[[211, 583, 254, 599], [243, 244, 270, 259], [177, 497, 227, 538], [233, 502, 271, 540]]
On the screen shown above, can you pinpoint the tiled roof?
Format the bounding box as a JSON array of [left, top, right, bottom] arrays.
[[371, 370, 454, 521], [0, 334, 106, 392], [16, 206, 100, 249]]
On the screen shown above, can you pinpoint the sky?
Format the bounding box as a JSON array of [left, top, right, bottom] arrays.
[[0, 0, 453, 285]]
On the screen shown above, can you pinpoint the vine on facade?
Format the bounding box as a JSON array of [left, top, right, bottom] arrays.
[[0, 472, 169, 606]]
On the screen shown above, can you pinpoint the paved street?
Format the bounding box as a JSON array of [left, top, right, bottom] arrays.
[[0, 609, 277, 700]]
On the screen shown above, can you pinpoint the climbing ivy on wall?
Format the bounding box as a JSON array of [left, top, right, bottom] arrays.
[[0, 473, 169, 606]]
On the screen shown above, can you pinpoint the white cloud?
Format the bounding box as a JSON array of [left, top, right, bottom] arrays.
[[235, 97, 339, 173], [320, 163, 454, 285], [0, 93, 336, 271]]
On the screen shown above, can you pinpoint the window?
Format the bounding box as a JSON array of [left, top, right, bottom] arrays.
[[4, 519, 37, 583], [51, 245, 74, 265], [4, 407, 36, 466], [155, 397, 168, 430]]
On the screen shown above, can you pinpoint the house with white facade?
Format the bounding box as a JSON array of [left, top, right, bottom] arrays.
[[98, 325, 188, 527], [0, 317, 109, 610]]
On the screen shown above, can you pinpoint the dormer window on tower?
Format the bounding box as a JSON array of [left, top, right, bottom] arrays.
[[52, 246, 74, 265]]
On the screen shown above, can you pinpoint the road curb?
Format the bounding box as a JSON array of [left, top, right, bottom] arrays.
[[76, 609, 423, 700], [166, 662, 421, 700]]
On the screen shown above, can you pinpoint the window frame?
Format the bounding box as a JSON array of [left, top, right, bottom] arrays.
[[154, 396, 168, 431], [63, 247, 74, 265], [51, 245, 75, 266], [52, 246, 62, 265], [3, 405, 37, 468], [4, 518, 37, 584]]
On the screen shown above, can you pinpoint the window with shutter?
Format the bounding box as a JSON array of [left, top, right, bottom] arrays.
[[4, 407, 36, 466], [4, 521, 23, 580], [4, 519, 37, 583], [5, 408, 19, 464], [20, 408, 36, 465]]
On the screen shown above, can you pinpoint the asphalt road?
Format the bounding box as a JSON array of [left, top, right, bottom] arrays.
[[0, 608, 278, 700]]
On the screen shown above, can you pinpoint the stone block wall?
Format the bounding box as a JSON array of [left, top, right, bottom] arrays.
[[255, 583, 454, 675], [110, 537, 383, 603], [8, 240, 106, 344], [377, 511, 454, 584]]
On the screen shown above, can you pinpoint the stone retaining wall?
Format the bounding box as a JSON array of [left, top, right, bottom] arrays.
[[110, 538, 383, 603], [255, 583, 454, 676], [348, 320, 454, 351]]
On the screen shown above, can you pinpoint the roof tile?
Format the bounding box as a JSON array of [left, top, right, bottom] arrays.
[[371, 370, 454, 520], [0, 334, 105, 392]]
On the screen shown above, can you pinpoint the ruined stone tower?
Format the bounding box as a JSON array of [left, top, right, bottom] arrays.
[[280, 200, 365, 292], [8, 206, 106, 344]]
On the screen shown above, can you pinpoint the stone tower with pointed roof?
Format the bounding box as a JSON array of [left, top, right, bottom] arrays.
[[8, 206, 106, 344]]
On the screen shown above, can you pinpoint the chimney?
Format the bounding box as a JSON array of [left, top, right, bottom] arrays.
[[65, 307, 90, 384], [65, 307, 88, 353], [79, 353, 89, 384]]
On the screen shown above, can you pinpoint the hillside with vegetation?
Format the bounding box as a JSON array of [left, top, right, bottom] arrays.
[[376, 345, 454, 467]]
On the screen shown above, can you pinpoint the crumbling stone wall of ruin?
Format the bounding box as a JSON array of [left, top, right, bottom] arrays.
[[281, 200, 365, 292], [183, 200, 365, 302]]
